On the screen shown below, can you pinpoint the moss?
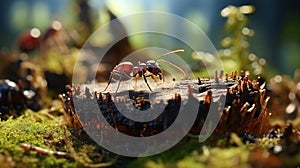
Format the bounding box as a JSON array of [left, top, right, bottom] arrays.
[[127, 136, 250, 168], [0, 110, 76, 167]]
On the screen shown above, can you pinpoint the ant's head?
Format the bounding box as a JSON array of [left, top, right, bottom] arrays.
[[146, 60, 161, 74], [138, 62, 147, 74]]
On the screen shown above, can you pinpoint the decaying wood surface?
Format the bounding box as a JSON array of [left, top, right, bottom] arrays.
[[60, 72, 271, 137]]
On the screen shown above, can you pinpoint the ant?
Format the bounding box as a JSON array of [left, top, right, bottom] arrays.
[[102, 49, 185, 94]]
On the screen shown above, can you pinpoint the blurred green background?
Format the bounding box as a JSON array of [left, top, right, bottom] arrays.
[[0, 0, 299, 76]]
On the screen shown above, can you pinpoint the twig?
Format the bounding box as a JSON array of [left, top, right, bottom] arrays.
[[19, 143, 70, 159]]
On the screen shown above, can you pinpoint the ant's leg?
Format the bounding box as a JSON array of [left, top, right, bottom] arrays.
[[114, 70, 132, 95], [158, 72, 165, 82], [103, 70, 116, 92], [122, 71, 132, 79], [133, 73, 138, 88], [145, 73, 158, 83], [151, 74, 158, 83], [114, 71, 125, 96], [143, 74, 153, 92]]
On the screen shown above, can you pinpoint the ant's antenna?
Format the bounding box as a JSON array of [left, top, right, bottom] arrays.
[[158, 59, 186, 76], [155, 49, 186, 76], [155, 49, 184, 62]]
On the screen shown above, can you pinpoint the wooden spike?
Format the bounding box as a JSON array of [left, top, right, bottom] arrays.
[[247, 104, 256, 113], [220, 70, 224, 79], [175, 93, 181, 103], [225, 72, 229, 81], [240, 70, 245, 78], [197, 77, 201, 85], [204, 91, 212, 104], [99, 92, 103, 101], [215, 70, 219, 82], [238, 80, 242, 93], [188, 84, 193, 96], [233, 70, 237, 80]]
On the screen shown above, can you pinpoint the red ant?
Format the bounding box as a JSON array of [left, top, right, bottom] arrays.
[[102, 49, 185, 94]]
